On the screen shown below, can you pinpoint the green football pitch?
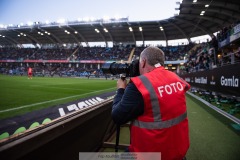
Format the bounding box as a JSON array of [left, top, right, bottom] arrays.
[[0, 75, 239, 159], [0, 75, 116, 119]]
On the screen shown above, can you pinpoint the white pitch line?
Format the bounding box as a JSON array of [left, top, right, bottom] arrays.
[[31, 85, 95, 91], [0, 87, 115, 113]]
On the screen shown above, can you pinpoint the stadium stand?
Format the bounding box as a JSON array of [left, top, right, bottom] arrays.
[[0, 44, 195, 77], [0, 45, 192, 61]]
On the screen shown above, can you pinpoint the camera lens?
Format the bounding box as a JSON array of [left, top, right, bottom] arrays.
[[110, 63, 129, 75], [129, 60, 139, 77], [101, 63, 112, 74], [101, 62, 129, 75]]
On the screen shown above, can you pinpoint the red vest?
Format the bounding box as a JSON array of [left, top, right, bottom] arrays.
[[130, 67, 190, 160]]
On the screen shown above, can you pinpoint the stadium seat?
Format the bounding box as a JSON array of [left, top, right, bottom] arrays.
[[216, 102, 224, 110], [228, 103, 240, 115], [42, 118, 51, 124], [29, 122, 40, 129], [231, 124, 240, 131], [0, 132, 9, 140], [13, 127, 26, 135], [220, 99, 229, 103]]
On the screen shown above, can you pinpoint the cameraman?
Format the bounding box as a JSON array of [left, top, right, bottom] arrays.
[[112, 46, 190, 160]]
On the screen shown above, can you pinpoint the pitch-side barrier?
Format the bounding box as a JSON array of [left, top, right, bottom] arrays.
[[0, 97, 116, 160]]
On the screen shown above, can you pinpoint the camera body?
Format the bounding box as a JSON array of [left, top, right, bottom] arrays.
[[101, 59, 140, 77]]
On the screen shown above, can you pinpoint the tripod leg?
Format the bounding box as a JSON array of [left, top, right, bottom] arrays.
[[115, 125, 120, 152]]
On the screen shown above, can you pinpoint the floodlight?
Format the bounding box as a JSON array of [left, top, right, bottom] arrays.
[[200, 11, 205, 15], [104, 28, 108, 32], [95, 29, 100, 33]]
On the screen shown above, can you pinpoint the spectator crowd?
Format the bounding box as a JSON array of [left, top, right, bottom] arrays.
[[0, 33, 239, 77]]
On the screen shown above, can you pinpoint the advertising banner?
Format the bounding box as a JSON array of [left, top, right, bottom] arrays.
[[0, 59, 106, 63], [181, 64, 240, 97], [233, 23, 240, 35]]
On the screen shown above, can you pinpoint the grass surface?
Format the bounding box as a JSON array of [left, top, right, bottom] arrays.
[[186, 95, 240, 160], [0, 75, 116, 119]]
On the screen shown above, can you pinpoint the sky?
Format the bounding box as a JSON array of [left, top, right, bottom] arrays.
[[0, 0, 178, 25], [0, 0, 209, 45]]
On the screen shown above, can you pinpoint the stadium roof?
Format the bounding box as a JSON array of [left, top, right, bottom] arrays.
[[0, 0, 240, 47]]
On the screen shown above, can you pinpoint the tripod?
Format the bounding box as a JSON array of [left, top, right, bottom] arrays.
[[115, 124, 120, 152]]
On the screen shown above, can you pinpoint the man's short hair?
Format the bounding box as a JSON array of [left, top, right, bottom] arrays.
[[140, 46, 165, 66]]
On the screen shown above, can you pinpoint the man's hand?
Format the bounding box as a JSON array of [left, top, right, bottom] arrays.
[[117, 79, 127, 89]]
